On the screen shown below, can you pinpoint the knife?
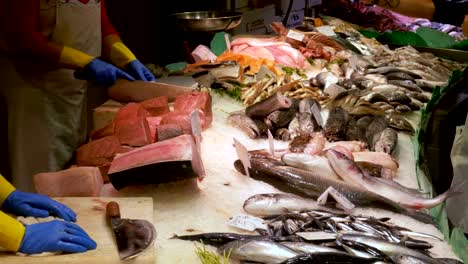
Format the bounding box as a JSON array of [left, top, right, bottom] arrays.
[[107, 201, 156, 260]]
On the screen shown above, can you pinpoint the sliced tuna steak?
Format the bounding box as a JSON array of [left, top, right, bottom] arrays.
[[160, 111, 206, 134], [76, 136, 124, 166], [33, 167, 103, 197], [115, 117, 152, 147], [114, 102, 150, 122], [108, 134, 205, 190], [140, 96, 170, 116], [174, 92, 213, 127]]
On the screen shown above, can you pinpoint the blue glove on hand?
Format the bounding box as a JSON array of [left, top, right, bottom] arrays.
[[19, 220, 97, 254], [2, 190, 76, 222], [126, 60, 156, 81], [76, 58, 135, 86]]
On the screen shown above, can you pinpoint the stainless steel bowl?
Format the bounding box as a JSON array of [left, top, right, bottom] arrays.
[[170, 11, 243, 32]]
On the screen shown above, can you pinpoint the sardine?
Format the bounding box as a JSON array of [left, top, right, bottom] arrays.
[[219, 239, 299, 264], [246, 92, 293, 118], [280, 251, 381, 264], [374, 128, 398, 154], [280, 242, 343, 254], [234, 158, 433, 224], [228, 113, 267, 139], [243, 193, 343, 217], [386, 72, 415, 81], [386, 114, 415, 134], [388, 80, 423, 93], [327, 150, 464, 209], [368, 67, 422, 79], [338, 234, 439, 264], [282, 153, 340, 181], [324, 107, 349, 142]]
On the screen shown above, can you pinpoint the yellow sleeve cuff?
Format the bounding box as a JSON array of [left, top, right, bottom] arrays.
[[103, 35, 137, 69], [0, 210, 25, 252], [0, 175, 15, 206], [59, 46, 95, 70]]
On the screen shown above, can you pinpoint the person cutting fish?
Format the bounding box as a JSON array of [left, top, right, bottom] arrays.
[[0, 175, 96, 253], [0, 0, 155, 192]]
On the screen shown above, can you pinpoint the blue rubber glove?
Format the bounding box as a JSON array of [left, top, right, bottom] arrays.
[[18, 220, 97, 254], [2, 190, 76, 222], [126, 60, 156, 81], [75, 58, 135, 86]]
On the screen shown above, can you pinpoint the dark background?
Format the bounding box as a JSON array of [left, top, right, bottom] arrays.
[[105, 0, 227, 65]]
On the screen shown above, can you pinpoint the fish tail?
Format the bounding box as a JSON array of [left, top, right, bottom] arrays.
[[443, 179, 466, 199]]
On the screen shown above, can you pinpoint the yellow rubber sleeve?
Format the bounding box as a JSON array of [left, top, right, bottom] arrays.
[[103, 34, 137, 69], [0, 175, 15, 206], [59, 46, 95, 70], [0, 210, 25, 252]]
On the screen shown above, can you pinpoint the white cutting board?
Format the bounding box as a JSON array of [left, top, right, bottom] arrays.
[[0, 197, 155, 264]]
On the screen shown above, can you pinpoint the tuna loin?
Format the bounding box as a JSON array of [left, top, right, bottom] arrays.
[[108, 134, 205, 190]]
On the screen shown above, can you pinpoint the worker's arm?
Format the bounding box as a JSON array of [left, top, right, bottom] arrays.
[[101, 0, 156, 81], [0, 175, 25, 251], [4, 0, 134, 85]]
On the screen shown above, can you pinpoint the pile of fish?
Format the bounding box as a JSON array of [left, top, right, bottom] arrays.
[[173, 193, 462, 264]]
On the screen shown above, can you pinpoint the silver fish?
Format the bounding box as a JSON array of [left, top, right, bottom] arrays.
[[396, 104, 412, 113], [281, 242, 343, 254], [388, 80, 423, 93], [316, 72, 339, 89], [368, 67, 422, 79], [243, 193, 342, 217], [282, 153, 341, 181], [341, 244, 376, 259], [414, 79, 447, 91], [386, 72, 415, 81], [218, 239, 299, 264], [364, 74, 388, 84], [339, 234, 440, 264], [327, 150, 465, 209]]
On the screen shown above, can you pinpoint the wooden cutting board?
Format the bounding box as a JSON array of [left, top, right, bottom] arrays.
[[0, 197, 155, 264]]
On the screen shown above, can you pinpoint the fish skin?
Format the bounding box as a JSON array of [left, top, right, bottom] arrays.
[[324, 107, 350, 142], [386, 114, 415, 135], [368, 67, 422, 79], [327, 149, 465, 210], [386, 72, 415, 81], [388, 80, 423, 93], [280, 251, 381, 264], [234, 158, 434, 224], [172, 233, 264, 247], [246, 92, 293, 118], [374, 128, 398, 155], [345, 117, 368, 144], [280, 242, 343, 254], [381, 91, 412, 105], [219, 239, 300, 264], [243, 193, 343, 217], [366, 117, 388, 150], [356, 161, 384, 178], [282, 153, 341, 181], [338, 234, 440, 264]]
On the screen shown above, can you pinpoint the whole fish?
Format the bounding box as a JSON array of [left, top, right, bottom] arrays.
[[366, 117, 388, 149], [372, 84, 412, 94], [364, 74, 388, 84], [381, 91, 412, 105], [280, 251, 381, 264], [298, 112, 320, 134], [406, 91, 430, 103], [324, 107, 349, 142], [386, 114, 415, 134], [246, 92, 293, 118], [338, 234, 439, 264], [388, 80, 423, 93], [374, 128, 398, 154], [396, 104, 412, 113], [219, 239, 299, 264], [414, 79, 447, 92], [368, 67, 422, 79], [327, 150, 464, 209], [282, 153, 340, 181], [172, 233, 264, 247], [243, 193, 343, 217], [228, 112, 267, 139], [234, 158, 433, 224], [386, 72, 415, 81], [280, 242, 343, 254]]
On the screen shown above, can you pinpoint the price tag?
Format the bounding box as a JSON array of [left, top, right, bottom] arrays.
[[227, 214, 266, 232], [315, 26, 337, 37], [287, 30, 305, 42]]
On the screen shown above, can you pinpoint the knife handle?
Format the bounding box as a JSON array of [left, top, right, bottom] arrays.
[[106, 201, 121, 219]]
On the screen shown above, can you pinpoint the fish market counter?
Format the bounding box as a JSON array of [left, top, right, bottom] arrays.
[[100, 92, 460, 263]]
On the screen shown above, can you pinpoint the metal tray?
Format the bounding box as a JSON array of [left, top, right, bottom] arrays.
[[170, 11, 243, 32]]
